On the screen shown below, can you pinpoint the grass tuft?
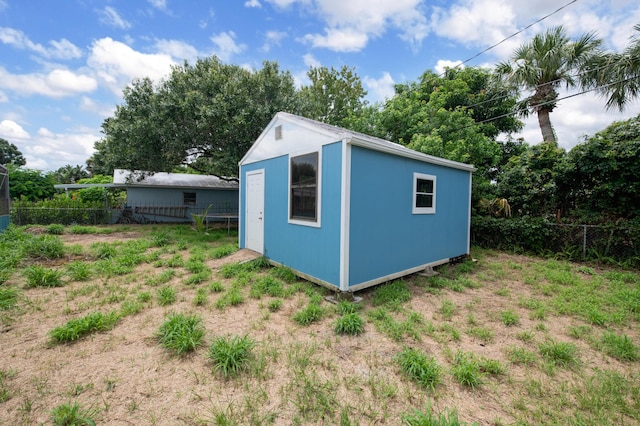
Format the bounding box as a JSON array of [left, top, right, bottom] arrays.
[[156, 285, 177, 306], [539, 339, 579, 368], [157, 312, 205, 356], [372, 280, 412, 309], [0, 286, 19, 311], [599, 332, 638, 361], [293, 302, 324, 326], [51, 401, 97, 426], [24, 265, 64, 288], [396, 347, 442, 391], [50, 311, 120, 343], [46, 224, 65, 235], [208, 335, 255, 378], [451, 351, 484, 389], [334, 312, 365, 335]]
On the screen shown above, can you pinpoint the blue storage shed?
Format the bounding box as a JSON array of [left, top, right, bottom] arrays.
[[238, 112, 476, 292], [0, 164, 9, 232]]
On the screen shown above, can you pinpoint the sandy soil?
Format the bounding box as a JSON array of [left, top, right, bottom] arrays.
[[0, 233, 638, 425]]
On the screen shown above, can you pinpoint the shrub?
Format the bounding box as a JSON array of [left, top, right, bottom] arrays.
[[157, 313, 205, 356], [208, 335, 255, 377], [46, 224, 65, 235]]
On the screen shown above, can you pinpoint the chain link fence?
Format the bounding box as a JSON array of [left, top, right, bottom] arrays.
[[471, 217, 640, 268]]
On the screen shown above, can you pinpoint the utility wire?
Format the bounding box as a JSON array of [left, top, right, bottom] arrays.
[[450, 75, 636, 133]]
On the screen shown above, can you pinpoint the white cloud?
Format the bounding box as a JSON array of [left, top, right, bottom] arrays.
[[302, 53, 321, 68], [154, 39, 200, 62], [148, 0, 167, 10], [0, 27, 82, 59], [20, 128, 99, 170], [0, 91, 7, 103], [87, 38, 175, 94], [79, 96, 115, 118], [363, 72, 395, 102], [210, 31, 247, 62], [297, 0, 429, 51], [265, 0, 300, 8], [262, 30, 287, 52], [100, 6, 132, 30], [0, 67, 97, 98], [0, 119, 30, 139], [434, 59, 463, 74], [301, 28, 369, 52], [245, 0, 262, 7]]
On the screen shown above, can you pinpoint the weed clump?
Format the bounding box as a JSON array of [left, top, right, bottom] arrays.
[[157, 313, 205, 356], [24, 265, 64, 288], [50, 311, 121, 343], [51, 401, 98, 426], [208, 335, 255, 378], [396, 347, 442, 391], [334, 312, 365, 335]]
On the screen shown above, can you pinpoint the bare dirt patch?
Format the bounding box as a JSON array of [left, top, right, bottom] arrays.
[[1, 230, 639, 425]]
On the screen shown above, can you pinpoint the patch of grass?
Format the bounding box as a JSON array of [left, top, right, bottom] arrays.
[[24, 265, 64, 288], [250, 275, 283, 298], [185, 259, 207, 274], [0, 286, 19, 311], [219, 259, 263, 278], [336, 300, 360, 315], [156, 285, 177, 306], [66, 261, 92, 282], [90, 242, 117, 259], [293, 302, 324, 326], [137, 291, 152, 303], [334, 313, 365, 335], [26, 235, 65, 259], [214, 287, 245, 309], [46, 224, 65, 235], [598, 332, 639, 361], [508, 346, 538, 365], [451, 351, 484, 390], [209, 281, 225, 293], [396, 347, 442, 391], [120, 299, 143, 316], [157, 313, 205, 356], [500, 309, 520, 326], [269, 265, 298, 283], [539, 339, 579, 368], [439, 299, 457, 320], [50, 311, 121, 343], [193, 288, 208, 306], [372, 280, 412, 309], [210, 243, 237, 259], [402, 402, 471, 426], [208, 335, 255, 378], [150, 230, 171, 247], [145, 269, 175, 286], [69, 225, 96, 234], [51, 401, 98, 426], [267, 299, 283, 312], [467, 326, 494, 344], [184, 270, 211, 286]]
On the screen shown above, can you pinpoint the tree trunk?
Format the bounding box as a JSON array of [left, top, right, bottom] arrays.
[[537, 108, 556, 142]]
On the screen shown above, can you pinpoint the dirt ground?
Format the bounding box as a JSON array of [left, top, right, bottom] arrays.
[[0, 231, 638, 425]]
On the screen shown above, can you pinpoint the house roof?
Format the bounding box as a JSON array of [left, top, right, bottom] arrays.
[[241, 112, 476, 172], [113, 170, 238, 190]]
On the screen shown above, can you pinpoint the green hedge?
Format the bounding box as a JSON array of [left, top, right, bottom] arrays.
[[10, 198, 113, 225]]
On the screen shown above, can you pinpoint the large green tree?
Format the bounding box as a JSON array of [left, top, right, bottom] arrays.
[[298, 65, 367, 126], [51, 164, 89, 184], [376, 67, 522, 200], [563, 114, 640, 220], [7, 165, 55, 201], [91, 58, 300, 179], [0, 138, 26, 166], [497, 26, 602, 143]]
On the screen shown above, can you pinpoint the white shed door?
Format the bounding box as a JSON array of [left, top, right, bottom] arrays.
[[245, 170, 265, 254]]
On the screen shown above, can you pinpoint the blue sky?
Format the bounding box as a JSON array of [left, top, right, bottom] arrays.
[[0, 0, 639, 171]]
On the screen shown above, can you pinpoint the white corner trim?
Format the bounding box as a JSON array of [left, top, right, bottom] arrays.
[[339, 140, 351, 291]]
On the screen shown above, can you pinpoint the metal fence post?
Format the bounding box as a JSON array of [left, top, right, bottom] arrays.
[[583, 225, 587, 259]]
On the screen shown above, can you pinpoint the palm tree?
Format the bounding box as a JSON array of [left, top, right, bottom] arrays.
[[585, 23, 640, 110], [497, 26, 602, 143]]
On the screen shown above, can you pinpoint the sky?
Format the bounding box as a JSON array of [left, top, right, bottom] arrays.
[[0, 0, 639, 172]]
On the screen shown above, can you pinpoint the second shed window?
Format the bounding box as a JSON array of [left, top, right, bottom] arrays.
[[290, 152, 318, 222], [413, 173, 436, 214]]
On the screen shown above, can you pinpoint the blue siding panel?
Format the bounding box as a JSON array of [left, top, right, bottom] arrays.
[[240, 142, 343, 287], [348, 146, 471, 286]]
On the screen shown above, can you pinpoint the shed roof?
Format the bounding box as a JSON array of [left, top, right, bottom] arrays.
[[113, 169, 238, 190], [241, 112, 476, 172]]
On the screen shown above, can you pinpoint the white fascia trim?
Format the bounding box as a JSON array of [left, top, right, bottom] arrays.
[[287, 149, 322, 228], [348, 137, 476, 172], [339, 140, 351, 291], [347, 258, 452, 293], [467, 172, 473, 254]]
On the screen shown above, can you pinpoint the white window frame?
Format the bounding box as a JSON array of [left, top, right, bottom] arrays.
[[412, 172, 436, 214], [288, 150, 322, 228]]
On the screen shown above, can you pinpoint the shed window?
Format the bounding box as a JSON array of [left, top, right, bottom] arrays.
[[290, 152, 318, 222], [183, 192, 197, 206], [413, 173, 436, 214]]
